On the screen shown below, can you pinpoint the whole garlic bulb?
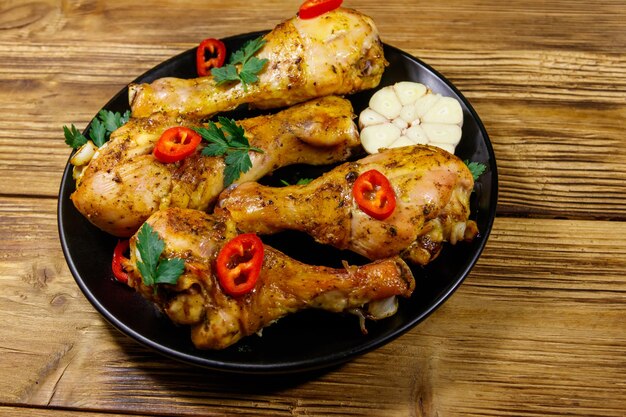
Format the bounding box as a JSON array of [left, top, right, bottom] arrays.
[[359, 81, 464, 154]]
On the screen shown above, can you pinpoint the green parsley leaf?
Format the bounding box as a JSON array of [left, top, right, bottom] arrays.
[[211, 36, 268, 91], [64, 109, 130, 150], [154, 258, 186, 285], [464, 160, 487, 181], [228, 48, 247, 66], [196, 123, 229, 157], [96, 109, 130, 145], [280, 178, 314, 186], [224, 151, 247, 187], [225, 148, 253, 179], [217, 116, 246, 141], [202, 141, 230, 157], [136, 223, 164, 286], [230, 37, 266, 65], [63, 124, 88, 149], [135, 223, 185, 292], [194, 118, 264, 187], [99, 109, 130, 133], [89, 118, 107, 147], [239, 59, 268, 91], [211, 65, 240, 85], [239, 57, 267, 86]]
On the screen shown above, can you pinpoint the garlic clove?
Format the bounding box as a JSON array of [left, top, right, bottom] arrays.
[[399, 103, 418, 124], [389, 135, 415, 149], [422, 96, 463, 125], [70, 140, 97, 167], [405, 125, 429, 144], [360, 123, 402, 154], [393, 82, 427, 105], [413, 92, 441, 118], [358, 108, 388, 128], [422, 123, 462, 145], [449, 221, 467, 245], [72, 165, 86, 181], [392, 117, 408, 130], [366, 296, 398, 319], [368, 86, 403, 119]]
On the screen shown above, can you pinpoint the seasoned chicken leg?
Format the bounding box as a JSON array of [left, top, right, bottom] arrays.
[[129, 8, 386, 118], [71, 96, 361, 237], [126, 208, 415, 350], [217, 145, 479, 265]]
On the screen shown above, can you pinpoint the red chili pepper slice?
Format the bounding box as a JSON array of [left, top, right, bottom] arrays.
[[298, 0, 343, 19], [196, 38, 226, 77], [215, 234, 264, 297], [352, 169, 397, 220], [112, 239, 130, 283], [153, 126, 202, 164]]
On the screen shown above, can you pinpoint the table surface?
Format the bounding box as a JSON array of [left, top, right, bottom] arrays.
[[1, 0, 625, 416]]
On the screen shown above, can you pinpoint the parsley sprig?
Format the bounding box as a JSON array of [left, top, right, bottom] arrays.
[[464, 160, 487, 181], [135, 223, 185, 293], [63, 109, 130, 149], [194, 117, 264, 187], [280, 178, 314, 186], [211, 36, 268, 91], [63, 125, 88, 149]]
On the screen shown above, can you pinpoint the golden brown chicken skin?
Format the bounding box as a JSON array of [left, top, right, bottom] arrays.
[[216, 145, 479, 265], [71, 96, 361, 237], [125, 208, 415, 350], [129, 8, 386, 118]]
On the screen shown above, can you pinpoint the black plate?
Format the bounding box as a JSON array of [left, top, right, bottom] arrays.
[[58, 31, 498, 374]]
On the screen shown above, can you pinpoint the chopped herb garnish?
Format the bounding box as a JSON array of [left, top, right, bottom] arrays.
[[280, 178, 314, 186], [99, 109, 131, 133], [63, 124, 88, 149], [63, 109, 130, 149], [194, 117, 264, 187], [89, 117, 107, 147], [135, 223, 185, 293], [464, 160, 487, 181], [211, 36, 268, 91]]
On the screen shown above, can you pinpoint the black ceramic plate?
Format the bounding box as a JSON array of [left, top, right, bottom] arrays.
[[58, 31, 497, 374]]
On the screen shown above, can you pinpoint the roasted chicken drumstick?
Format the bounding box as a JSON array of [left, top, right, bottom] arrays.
[[217, 145, 479, 265], [71, 96, 361, 237], [126, 208, 415, 350], [129, 8, 386, 118]]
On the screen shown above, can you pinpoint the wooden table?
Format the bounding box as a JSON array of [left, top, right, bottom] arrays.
[[1, 0, 625, 415]]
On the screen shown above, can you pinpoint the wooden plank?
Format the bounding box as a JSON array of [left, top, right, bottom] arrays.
[[1, 196, 624, 416], [0, 197, 101, 406], [0, 407, 153, 417], [477, 100, 626, 219], [365, 0, 626, 54], [2, 1, 625, 52]]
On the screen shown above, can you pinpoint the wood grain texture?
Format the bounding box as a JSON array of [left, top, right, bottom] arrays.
[[0, 407, 154, 417], [1, 197, 624, 416], [1, 0, 626, 416]]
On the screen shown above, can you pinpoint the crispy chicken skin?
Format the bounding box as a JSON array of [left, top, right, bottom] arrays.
[[126, 208, 415, 350], [71, 96, 361, 237], [217, 145, 479, 265], [129, 8, 386, 118]]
